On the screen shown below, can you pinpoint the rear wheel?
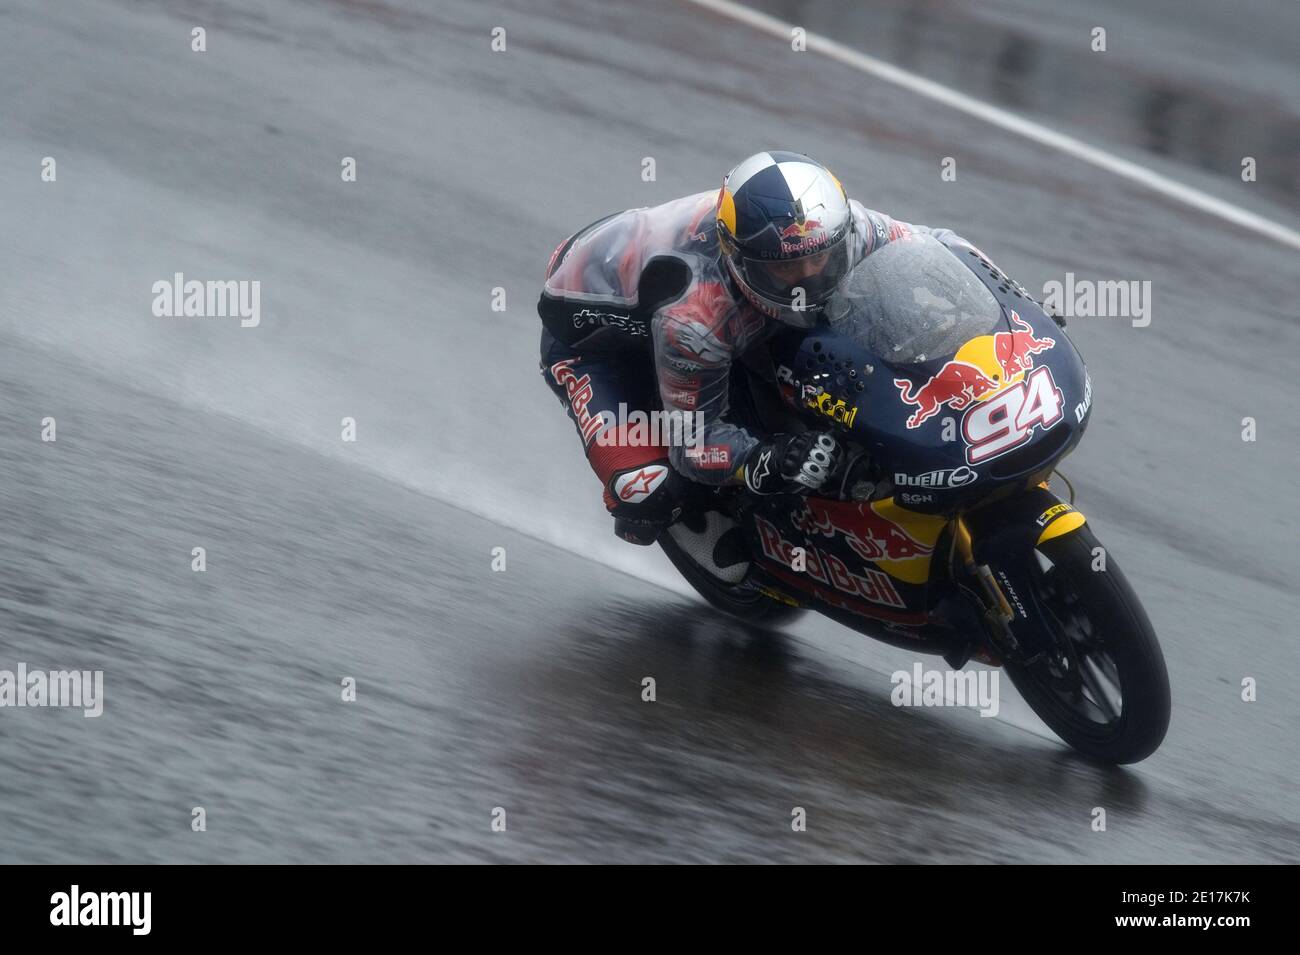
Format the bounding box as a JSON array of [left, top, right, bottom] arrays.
[[1002, 527, 1170, 764], [658, 513, 804, 627]]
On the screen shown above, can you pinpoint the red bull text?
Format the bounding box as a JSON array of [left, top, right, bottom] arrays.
[[755, 514, 906, 609]]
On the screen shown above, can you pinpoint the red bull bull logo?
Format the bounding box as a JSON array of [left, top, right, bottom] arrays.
[[895, 312, 1066, 464], [894, 312, 1055, 429], [778, 218, 827, 254], [995, 312, 1056, 378], [779, 218, 822, 239], [894, 361, 1000, 429], [792, 498, 933, 563], [895, 313, 1068, 464]]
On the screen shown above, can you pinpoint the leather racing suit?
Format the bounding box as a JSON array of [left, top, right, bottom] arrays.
[[537, 190, 964, 543]]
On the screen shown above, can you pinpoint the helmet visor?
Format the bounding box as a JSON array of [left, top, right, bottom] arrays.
[[737, 233, 852, 310]]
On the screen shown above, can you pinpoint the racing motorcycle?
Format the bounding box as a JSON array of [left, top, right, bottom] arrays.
[[659, 234, 1170, 764]]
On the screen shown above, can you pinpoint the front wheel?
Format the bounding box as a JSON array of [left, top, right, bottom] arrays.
[[1001, 527, 1170, 764]]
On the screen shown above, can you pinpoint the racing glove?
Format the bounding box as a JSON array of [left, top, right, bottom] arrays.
[[743, 432, 841, 496]]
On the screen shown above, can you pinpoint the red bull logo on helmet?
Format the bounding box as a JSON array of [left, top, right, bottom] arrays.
[[779, 218, 822, 239], [778, 217, 827, 254]]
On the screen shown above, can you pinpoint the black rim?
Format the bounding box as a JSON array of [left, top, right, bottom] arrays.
[[1022, 549, 1125, 735]]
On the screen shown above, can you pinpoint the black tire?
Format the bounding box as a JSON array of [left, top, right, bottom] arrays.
[[658, 527, 805, 627], [1002, 527, 1170, 764]]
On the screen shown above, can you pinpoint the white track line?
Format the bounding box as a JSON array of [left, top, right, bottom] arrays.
[[685, 0, 1300, 253]]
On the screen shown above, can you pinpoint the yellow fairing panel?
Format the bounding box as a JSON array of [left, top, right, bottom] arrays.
[[873, 499, 949, 584]]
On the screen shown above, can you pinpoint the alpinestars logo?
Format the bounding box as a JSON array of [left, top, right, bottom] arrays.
[[744, 448, 772, 493], [667, 319, 729, 366], [572, 308, 646, 337], [614, 465, 669, 503]]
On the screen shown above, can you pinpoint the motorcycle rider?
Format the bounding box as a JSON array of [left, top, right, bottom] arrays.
[[538, 150, 965, 565]]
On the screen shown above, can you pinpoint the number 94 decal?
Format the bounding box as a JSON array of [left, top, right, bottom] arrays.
[[962, 366, 1064, 464]]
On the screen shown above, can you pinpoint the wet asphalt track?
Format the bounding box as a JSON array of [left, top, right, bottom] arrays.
[[1, 0, 1298, 863]]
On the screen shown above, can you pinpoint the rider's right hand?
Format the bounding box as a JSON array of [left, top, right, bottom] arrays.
[[743, 432, 841, 496]]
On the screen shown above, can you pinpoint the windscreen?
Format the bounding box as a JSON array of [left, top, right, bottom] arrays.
[[826, 234, 1002, 364]]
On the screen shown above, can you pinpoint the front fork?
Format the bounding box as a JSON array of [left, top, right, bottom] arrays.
[[948, 485, 1089, 663], [952, 515, 1020, 655]]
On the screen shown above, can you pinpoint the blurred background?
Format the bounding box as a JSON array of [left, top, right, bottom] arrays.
[[1, 0, 1297, 862]]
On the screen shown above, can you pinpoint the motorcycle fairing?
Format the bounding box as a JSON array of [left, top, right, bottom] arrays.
[[742, 494, 943, 623]]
